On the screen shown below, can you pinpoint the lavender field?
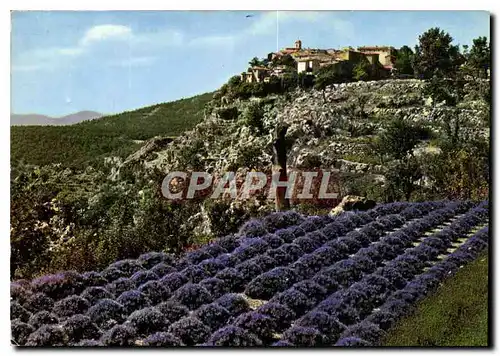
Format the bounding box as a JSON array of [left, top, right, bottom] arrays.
[[10, 200, 489, 347]]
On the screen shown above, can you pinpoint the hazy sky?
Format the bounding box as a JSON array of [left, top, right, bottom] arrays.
[[11, 10, 490, 116]]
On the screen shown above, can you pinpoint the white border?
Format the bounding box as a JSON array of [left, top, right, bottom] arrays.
[[2, 1, 498, 355]]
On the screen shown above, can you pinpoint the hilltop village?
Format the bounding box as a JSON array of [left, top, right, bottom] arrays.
[[241, 40, 398, 83]]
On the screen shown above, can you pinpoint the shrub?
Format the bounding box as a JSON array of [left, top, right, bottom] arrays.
[[170, 283, 213, 310], [142, 332, 183, 346], [127, 307, 170, 336], [256, 302, 296, 332], [239, 219, 268, 238], [290, 280, 328, 303], [296, 311, 346, 343], [294, 236, 321, 253], [335, 336, 371, 346], [193, 303, 231, 331], [106, 277, 135, 298], [100, 324, 137, 346], [117, 290, 152, 315], [138, 280, 172, 304], [270, 290, 315, 317], [26, 324, 67, 346], [199, 259, 225, 277], [11, 301, 31, 322], [63, 314, 101, 342], [180, 265, 209, 284], [53, 295, 90, 318], [167, 317, 211, 346], [86, 299, 125, 328], [156, 301, 189, 321], [108, 259, 145, 276], [215, 268, 245, 291], [137, 252, 174, 269], [82, 271, 108, 288], [101, 267, 126, 282], [214, 293, 250, 317], [130, 270, 159, 287], [81, 287, 114, 305], [234, 312, 277, 341], [282, 326, 325, 346], [150, 263, 176, 278], [245, 267, 298, 300], [27, 311, 59, 329], [266, 243, 304, 265], [160, 272, 188, 292], [31, 271, 84, 300], [206, 325, 263, 346], [199, 278, 229, 299], [11, 320, 35, 345], [339, 321, 385, 345], [235, 260, 264, 283]]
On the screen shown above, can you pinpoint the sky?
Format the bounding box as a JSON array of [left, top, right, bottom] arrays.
[[11, 10, 490, 117]]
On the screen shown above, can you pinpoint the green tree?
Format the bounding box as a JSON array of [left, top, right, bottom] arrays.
[[467, 36, 490, 79], [376, 118, 422, 161], [394, 45, 414, 76], [353, 57, 371, 81], [314, 64, 342, 102], [249, 57, 261, 67], [413, 27, 463, 79]]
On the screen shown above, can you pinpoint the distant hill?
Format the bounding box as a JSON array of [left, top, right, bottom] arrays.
[[11, 92, 214, 168], [11, 111, 103, 126]]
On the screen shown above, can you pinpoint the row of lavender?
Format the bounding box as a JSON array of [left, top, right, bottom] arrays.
[[10, 200, 488, 347]]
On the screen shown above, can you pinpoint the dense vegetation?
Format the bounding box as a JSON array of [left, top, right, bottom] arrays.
[[11, 92, 213, 168], [10, 201, 489, 346]]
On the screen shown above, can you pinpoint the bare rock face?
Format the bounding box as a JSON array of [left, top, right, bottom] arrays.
[[329, 195, 376, 216]]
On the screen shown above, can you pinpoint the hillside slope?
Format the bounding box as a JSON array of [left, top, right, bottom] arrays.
[[11, 111, 103, 126], [10, 92, 213, 168]]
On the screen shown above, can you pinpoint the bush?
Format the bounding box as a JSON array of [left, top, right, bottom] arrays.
[[11, 301, 31, 322], [127, 307, 170, 336], [150, 263, 176, 278], [199, 278, 230, 299], [137, 252, 174, 269], [11, 320, 35, 345], [206, 325, 263, 346], [234, 312, 277, 341], [296, 311, 346, 343], [142, 332, 183, 346], [116, 290, 152, 315], [137, 280, 171, 305], [86, 299, 125, 328], [53, 295, 90, 317], [256, 302, 296, 332], [282, 326, 326, 346], [270, 290, 315, 317], [31, 271, 84, 300], [245, 267, 298, 300], [130, 270, 159, 287], [81, 287, 114, 306], [28, 311, 59, 329], [170, 283, 213, 310], [167, 317, 211, 346], [193, 303, 231, 331], [214, 293, 250, 317], [156, 301, 189, 321], [106, 277, 135, 297], [160, 272, 188, 292], [63, 314, 101, 342], [26, 324, 67, 346], [100, 324, 137, 346]]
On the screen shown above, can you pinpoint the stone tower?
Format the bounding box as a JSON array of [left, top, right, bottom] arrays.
[[295, 39, 302, 50]]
